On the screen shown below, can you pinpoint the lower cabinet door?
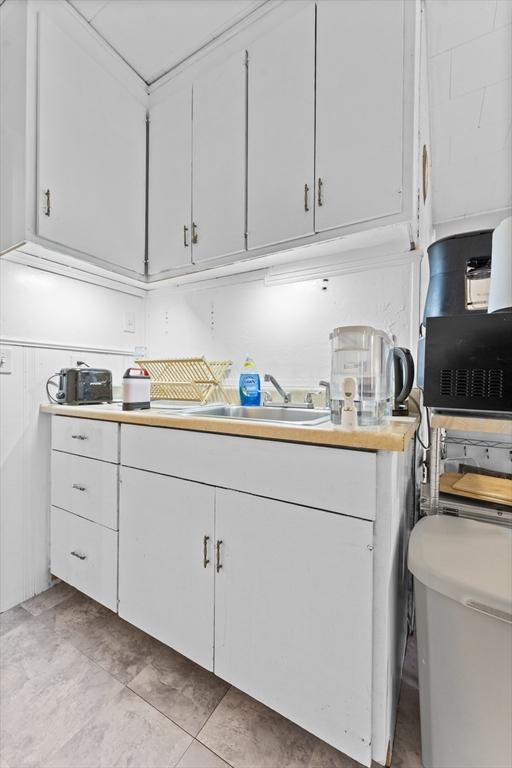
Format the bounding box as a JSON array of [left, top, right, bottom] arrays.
[[118, 467, 215, 670], [214, 489, 374, 766], [50, 506, 118, 611]]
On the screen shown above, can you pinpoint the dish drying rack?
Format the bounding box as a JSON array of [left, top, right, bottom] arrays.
[[135, 357, 232, 405]]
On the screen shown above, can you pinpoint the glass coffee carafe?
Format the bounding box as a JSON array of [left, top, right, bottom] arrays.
[[329, 325, 393, 426]]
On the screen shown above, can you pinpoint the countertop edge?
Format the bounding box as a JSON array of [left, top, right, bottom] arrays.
[[40, 404, 418, 452]]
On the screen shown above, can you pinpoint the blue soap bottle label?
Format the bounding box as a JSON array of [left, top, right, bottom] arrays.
[[239, 357, 261, 406]]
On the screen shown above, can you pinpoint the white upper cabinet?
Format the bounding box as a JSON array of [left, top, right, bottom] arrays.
[[191, 51, 247, 264], [37, 11, 146, 274], [247, 5, 315, 250], [148, 88, 193, 275], [315, 0, 405, 233]]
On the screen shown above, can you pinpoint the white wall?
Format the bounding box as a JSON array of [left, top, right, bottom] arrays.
[[426, 0, 511, 229], [146, 255, 421, 389], [0, 258, 145, 611]]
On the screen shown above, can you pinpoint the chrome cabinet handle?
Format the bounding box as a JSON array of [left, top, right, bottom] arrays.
[[71, 434, 88, 440], [216, 539, 223, 573], [317, 177, 323, 206], [192, 222, 198, 244], [43, 188, 51, 216], [70, 550, 86, 560], [304, 183, 310, 212], [203, 535, 210, 568], [72, 484, 86, 492], [183, 225, 189, 247]]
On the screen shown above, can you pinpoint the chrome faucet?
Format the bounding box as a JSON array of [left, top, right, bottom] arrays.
[[264, 374, 291, 404]]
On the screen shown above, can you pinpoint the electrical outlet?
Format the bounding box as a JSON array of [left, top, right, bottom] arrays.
[[0, 348, 12, 374], [124, 312, 136, 333]]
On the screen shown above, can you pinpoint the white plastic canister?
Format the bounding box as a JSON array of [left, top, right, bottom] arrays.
[[122, 367, 151, 410]]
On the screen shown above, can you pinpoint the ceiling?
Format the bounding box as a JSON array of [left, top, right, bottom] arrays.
[[68, 0, 265, 84], [425, 0, 511, 226]]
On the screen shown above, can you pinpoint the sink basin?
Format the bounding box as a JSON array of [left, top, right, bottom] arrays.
[[194, 405, 330, 426]]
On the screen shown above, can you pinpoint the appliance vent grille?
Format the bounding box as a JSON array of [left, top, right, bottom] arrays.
[[439, 369, 504, 399]]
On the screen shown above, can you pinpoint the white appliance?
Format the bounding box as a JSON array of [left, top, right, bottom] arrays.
[[122, 367, 151, 410], [409, 515, 512, 768], [489, 215, 512, 313]]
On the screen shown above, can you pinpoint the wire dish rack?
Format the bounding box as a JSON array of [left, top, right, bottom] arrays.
[[135, 357, 232, 404]]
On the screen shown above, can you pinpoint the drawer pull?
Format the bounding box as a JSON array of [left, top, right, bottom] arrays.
[[70, 550, 87, 560], [71, 434, 88, 441], [304, 183, 310, 212], [203, 535, 210, 568], [72, 484, 86, 492], [216, 539, 223, 573]]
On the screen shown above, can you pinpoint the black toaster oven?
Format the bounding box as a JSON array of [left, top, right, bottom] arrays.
[[55, 366, 112, 405], [423, 314, 512, 413]]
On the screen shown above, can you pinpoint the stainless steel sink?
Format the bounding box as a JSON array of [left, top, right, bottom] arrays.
[[193, 405, 330, 426]]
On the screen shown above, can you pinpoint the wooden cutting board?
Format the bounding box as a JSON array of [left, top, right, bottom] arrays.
[[440, 472, 512, 507]]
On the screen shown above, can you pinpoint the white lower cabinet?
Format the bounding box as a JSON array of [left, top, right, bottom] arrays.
[[214, 489, 374, 764], [50, 506, 117, 611], [118, 467, 215, 671], [116, 463, 374, 764]]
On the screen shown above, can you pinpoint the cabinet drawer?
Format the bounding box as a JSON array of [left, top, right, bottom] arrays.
[[52, 416, 119, 462], [50, 507, 118, 611], [121, 425, 376, 520], [51, 451, 118, 530]]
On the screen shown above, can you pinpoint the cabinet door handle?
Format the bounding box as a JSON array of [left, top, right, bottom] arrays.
[[216, 539, 223, 573], [192, 222, 198, 244], [304, 183, 310, 212], [71, 434, 88, 440], [183, 225, 189, 247], [317, 177, 323, 207], [43, 188, 51, 217], [70, 550, 87, 560], [203, 535, 210, 568], [72, 484, 86, 492]]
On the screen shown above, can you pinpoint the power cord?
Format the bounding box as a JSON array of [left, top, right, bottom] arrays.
[[408, 391, 430, 451]]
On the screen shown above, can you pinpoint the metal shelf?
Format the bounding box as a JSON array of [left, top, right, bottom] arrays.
[[444, 436, 512, 451]]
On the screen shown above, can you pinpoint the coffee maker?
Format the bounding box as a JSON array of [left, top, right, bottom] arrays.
[[421, 227, 512, 413]]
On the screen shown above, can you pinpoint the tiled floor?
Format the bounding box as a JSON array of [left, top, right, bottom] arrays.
[[0, 584, 421, 768]]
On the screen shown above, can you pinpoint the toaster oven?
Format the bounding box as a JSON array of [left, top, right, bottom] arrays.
[[53, 365, 113, 405]]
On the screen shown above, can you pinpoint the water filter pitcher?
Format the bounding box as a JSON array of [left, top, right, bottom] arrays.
[[329, 326, 393, 426]]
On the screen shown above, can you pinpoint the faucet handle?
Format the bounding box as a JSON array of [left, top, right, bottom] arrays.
[[304, 392, 316, 408], [319, 380, 330, 408], [263, 391, 273, 404]]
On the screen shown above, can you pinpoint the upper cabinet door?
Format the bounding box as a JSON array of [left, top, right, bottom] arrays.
[[148, 88, 192, 275], [191, 51, 246, 264], [37, 13, 146, 275], [247, 5, 315, 250], [315, 0, 404, 233]]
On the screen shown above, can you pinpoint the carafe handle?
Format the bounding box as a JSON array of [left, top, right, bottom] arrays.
[[393, 348, 415, 404]]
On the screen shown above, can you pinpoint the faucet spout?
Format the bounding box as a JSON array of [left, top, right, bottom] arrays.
[[264, 374, 291, 404]]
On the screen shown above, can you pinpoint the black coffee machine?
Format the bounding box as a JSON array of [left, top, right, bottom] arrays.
[[419, 230, 512, 413]]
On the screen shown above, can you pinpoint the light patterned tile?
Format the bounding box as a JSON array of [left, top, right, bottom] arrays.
[[43, 687, 192, 768], [0, 622, 122, 767], [198, 687, 320, 768], [390, 683, 421, 768], [0, 605, 31, 638], [177, 740, 231, 768], [129, 643, 230, 736], [38, 591, 158, 683], [21, 582, 76, 616]]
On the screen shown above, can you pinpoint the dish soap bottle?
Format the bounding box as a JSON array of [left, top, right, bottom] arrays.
[[239, 356, 261, 406]]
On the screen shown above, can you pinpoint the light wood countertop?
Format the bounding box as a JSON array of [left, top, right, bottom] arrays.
[[41, 403, 418, 452]]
